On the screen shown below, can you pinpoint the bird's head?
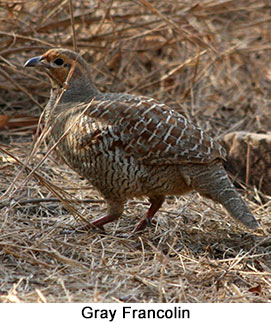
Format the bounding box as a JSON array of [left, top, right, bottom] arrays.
[[24, 48, 99, 99]]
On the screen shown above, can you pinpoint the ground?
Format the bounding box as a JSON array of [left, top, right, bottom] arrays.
[[0, 0, 271, 303]]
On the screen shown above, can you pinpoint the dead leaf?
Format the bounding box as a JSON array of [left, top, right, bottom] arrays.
[[0, 115, 10, 128], [248, 284, 262, 294]]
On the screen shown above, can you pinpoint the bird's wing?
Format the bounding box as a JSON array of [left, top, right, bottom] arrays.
[[60, 97, 226, 165]]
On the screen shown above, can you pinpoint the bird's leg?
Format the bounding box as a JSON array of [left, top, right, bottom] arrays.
[[68, 199, 125, 233], [133, 195, 165, 232], [89, 199, 125, 230]]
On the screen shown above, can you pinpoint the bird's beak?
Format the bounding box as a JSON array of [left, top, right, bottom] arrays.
[[24, 55, 44, 67]]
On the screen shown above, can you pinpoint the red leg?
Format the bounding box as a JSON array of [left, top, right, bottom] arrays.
[[133, 195, 165, 232], [70, 199, 125, 232], [89, 198, 125, 229], [90, 212, 120, 228]]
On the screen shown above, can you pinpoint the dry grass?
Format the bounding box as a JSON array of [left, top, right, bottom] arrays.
[[1, 0, 271, 303]]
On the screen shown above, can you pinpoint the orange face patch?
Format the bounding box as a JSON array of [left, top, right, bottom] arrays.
[[41, 50, 80, 86]]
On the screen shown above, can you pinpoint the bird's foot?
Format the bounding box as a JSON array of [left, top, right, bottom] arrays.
[[60, 223, 105, 234], [132, 218, 152, 233]]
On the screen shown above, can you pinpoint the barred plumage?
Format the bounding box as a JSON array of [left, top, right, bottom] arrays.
[[24, 48, 259, 232]]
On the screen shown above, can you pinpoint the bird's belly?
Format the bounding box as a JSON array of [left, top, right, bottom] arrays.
[[59, 143, 190, 198], [59, 145, 147, 198]]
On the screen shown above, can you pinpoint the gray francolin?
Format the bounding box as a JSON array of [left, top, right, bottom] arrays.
[[24, 48, 259, 232]]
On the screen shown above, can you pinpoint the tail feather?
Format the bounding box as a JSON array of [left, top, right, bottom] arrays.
[[188, 161, 259, 230]]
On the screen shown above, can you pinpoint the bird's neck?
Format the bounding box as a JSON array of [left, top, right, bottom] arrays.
[[59, 77, 100, 103], [44, 79, 100, 123]]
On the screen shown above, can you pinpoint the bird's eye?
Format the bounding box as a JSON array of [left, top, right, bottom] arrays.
[[54, 58, 64, 66]]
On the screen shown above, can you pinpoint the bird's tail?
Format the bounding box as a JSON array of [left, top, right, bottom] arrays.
[[187, 161, 259, 230]]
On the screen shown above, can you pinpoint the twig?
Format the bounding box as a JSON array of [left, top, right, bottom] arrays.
[[68, 0, 78, 52], [0, 66, 43, 111]]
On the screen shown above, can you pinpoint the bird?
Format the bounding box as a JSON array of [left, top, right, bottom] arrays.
[[24, 48, 259, 232]]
